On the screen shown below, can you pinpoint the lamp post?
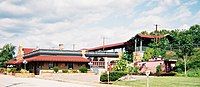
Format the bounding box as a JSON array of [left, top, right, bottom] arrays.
[[23, 60, 28, 70], [88, 62, 93, 71], [145, 70, 150, 87], [107, 60, 110, 84]]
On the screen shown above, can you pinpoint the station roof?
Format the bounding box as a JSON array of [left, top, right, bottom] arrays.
[[6, 55, 89, 65], [22, 48, 35, 54], [84, 42, 126, 51]]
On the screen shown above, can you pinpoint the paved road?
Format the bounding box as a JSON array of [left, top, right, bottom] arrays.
[[0, 75, 95, 87]]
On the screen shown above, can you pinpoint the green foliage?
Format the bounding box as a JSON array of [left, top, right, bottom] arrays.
[[10, 68, 17, 73], [187, 68, 200, 77], [100, 71, 127, 82], [62, 69, 68, 73], [0, 44, 15, 67], [0, 68, 5, 73], [79, 66, 88, 73], [113, 59, 128, 71], [72, 70, 78, 73], [175, 48, 200, 73], [125, 66, 139, 74], [140, 31, 148, 35], [156, 65, 161, 74], [20, 69, 29, 73], [164, 51, 176, 60], [53, 67, 59, 73], [121, 52, 133, 62], [143, 48, 154, 61]]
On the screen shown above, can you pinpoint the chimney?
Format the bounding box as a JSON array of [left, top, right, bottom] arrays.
[[59, 44, 64, 50]]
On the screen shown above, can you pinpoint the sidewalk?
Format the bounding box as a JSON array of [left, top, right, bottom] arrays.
[[35, 73, 126, 87]]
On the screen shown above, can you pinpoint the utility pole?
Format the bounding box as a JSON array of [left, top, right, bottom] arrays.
[[72, 44, 75, 50], [102, 37, 106, 51]]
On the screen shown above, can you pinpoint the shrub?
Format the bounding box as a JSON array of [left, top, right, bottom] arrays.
[[0, 68, 5, 73], [7, 68, 12, 73], [53, 67, 59, 73], [159, 72, 176, 76], [156, 65, 161, 74], [113, 59, 128, 71], [62, 69, 68, 73], [11, 68, 17, 73], [100, 71, 127, 82], [125, 66, 139, 75], [187, 68, 200, 77], [72, 70, 78, 73], [79, 66, 88, 73], [20, 69, 29, 73]]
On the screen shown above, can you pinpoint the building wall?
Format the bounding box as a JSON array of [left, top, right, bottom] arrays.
[[32, 62, 87, 70], [58, 63, 66, 69], [43, 62, 49, 69]]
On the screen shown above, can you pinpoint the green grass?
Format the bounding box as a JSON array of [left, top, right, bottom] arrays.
[[113, 76, 200, 87]]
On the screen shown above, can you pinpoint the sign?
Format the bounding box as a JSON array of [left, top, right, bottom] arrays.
[[145, 70, 150, 76], [23, 60, 28, 64]]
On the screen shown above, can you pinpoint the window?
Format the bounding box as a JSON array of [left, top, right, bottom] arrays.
[[68, 63, 73, 69], [78, 63, 83, 66], [48, 62, 53, 69]]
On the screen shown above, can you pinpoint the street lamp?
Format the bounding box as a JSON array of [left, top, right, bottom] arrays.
[[145, 70, 150, 87], [107, 60, 110, 84], [88, 62, 93, 71], [23, 60, 28, 70]]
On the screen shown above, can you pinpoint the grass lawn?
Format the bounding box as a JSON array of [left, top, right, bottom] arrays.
[[113, 76, 200, 87]]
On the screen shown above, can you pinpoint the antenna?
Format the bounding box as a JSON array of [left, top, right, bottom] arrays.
[[103, 37, 106, 51], [72, 44, 75, 50]]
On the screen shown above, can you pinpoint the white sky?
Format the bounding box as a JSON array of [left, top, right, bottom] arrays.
[[0, 0, 199, 50]]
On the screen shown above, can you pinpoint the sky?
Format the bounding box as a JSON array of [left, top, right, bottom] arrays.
[[0, 0, 200, 50]]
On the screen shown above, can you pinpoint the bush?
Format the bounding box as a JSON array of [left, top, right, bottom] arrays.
[[72, 70, 78, 73], [113, 59, 128, 71], [11, 68, 17, 73], [7, 68, 12, 73], [125, 66, 139, 75], [187, 68, 200, 77], [62, 69, 68, 73], [53, 67, 59, 73], [100, 71, 127, 82], [159, 72, 176, 76], [0, 68, 5, 73], [156, 65, 161, 74], [20, 69, 29, 73], [79, 66, 88, 73]]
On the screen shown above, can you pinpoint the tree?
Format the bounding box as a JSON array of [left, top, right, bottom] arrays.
[[121, 52, 133, 62], [113, 59, 128, 71], [140, 31, 148, 35], [171, 25, 200, 76], [0, 44, 15, 67], [143, 48, 154, 61]]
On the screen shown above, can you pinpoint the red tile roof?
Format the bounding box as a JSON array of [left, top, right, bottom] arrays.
[[22, 48, 35, 54], [6, 59, 23, 65], [6, 55, 89, 65], [26, 56, 89, 62], [85, 42, 126, 51]]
